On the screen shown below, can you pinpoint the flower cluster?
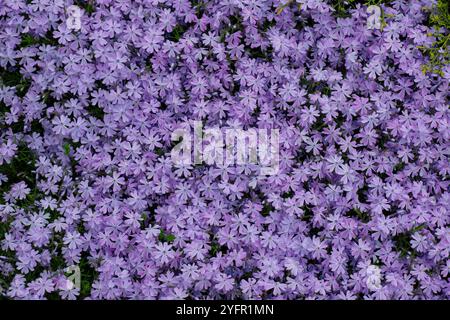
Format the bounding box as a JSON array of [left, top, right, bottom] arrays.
[[0, 0, 449, 300]]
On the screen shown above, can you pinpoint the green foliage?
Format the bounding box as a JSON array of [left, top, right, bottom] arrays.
[[0, 144, 38, 294], [393, 224, 426, 258], [347, 207, 371, 223], [333, 0, 392, 18], [208, 234, 227, 257], [75, 0, 96, 14], [261, 201, 274, 217], [276, 0, 392, 17], [0, 68, 31, 98], [78, 254, 99, 298], [192, 0, 207, 18], [159, 230, 176, 243], [169, 25, 188, 42], [63, 142, 71, 156], [276, 0, 298, 15], [0, 144, 36, 200], [421, 0, 450, 76], [86, 104, 105, 119], [20, 33, 58, 48]]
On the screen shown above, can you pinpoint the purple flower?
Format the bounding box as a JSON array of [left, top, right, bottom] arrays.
[[0, 0, 448, 301]]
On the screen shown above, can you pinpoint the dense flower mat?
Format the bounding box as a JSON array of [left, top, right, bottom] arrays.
[[0, 0, 449, 299]]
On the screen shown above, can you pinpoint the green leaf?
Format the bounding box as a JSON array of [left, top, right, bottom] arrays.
[[159, 230, 176, 243], [63, 143, 71, 155]]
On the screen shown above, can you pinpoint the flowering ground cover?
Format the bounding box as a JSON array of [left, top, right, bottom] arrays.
[[0, 0, 449, 300]]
